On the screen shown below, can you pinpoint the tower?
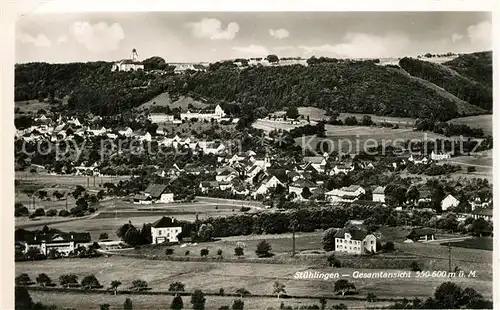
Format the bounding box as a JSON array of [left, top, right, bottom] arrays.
[[130, 48, 139, 62]]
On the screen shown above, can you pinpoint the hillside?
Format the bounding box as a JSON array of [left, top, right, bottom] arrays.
[[443, 51, 492, 87], [14, 52, 492, 121], [398, 57, 492, 111]]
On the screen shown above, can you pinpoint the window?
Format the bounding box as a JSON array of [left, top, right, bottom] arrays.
[[158, 230, 162, 236], [371, 241, 374, 244]]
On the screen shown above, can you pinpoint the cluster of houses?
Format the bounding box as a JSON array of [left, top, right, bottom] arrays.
[[148, 104, 235, 124]]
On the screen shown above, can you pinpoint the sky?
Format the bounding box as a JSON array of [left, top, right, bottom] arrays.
[[15, 11, 492, 63]]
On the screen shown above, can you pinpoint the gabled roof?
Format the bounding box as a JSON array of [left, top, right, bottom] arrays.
[[144, 184, 170, 197], [23, 232, 91, 244], [302, 156, 325, 165], [373, 186, 385, 194], [290, 179, 316, 188], [472, 208, 493, 217], [201, 180, 219, 188], [334, 228, 369, 241], [151, 216, 180, 228]]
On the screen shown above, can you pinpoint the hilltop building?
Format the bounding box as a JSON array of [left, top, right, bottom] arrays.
[[111, 49, 144, 72], [151, 217, 183, 244]]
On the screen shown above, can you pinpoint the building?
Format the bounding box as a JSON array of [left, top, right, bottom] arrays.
[[111, 49, 144, 72], [330, 163, 354, 175], [199, 181, 219, 193], [334, 228, 377, 255], [252, 175, 284, 198], [372, 186, 386, 203], [325, 185, 365, 203], [441, 194, 460, 211], [288, 179, 317, 200], [406, 228, 436, 242], [180, 105, 226, 121], [20, 232, 91, 256], [431, 151, 452, 161], [149, 113, 175, 123], [144, 184, 174, 203], [471, 208, 493, 221], [151, 217, 183, 244], [173, 63, 207, 74]]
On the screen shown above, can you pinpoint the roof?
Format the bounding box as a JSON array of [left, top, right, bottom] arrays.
[[151, 217, 180, 228], [144, 184, 170, 198], [302, 157, 325, 165], [344, 185, 363, 192], [334, 228, 369, 241], [472, 208, 493, 217], [201, 181, 219, 188], [408, 227, 436, 237], [373, 186, 385, 194], [23, 232, 91, 244], [290, 179, 316, 188], [117, 59, 143, 65]]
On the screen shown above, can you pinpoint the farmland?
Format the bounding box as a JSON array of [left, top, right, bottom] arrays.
[[137, 93, 209, 111], [448, 114, 493, 136], [16, 172, 131, 188]]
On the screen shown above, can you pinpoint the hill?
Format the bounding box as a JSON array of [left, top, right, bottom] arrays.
[[137, 92, 209, 111], [398, 57, 492, 111], [443, 51, 492, 87], [448, 114, 493, 136]]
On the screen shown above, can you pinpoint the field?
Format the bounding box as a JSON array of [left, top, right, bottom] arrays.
[[17, 256, 492, 302], [15, 100, 53, 114], [137, 93, 209, 111], [28, 291, 391, 310], [252, 119, 317, 132], [16, 172, 131, 188], [445, 237, 493, 251], [448, 115, 493, 135], [295, 127, 449, 154]]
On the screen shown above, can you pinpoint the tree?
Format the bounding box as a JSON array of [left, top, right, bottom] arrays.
[[301, 187, 312, 199], [367, 292, 377, 302], [123, 298, 133, 310], [100, 304, 110, 310], [234, 246, 244, 256], [36, 273, 52, 287], [273, 281, 286, 299], [286, 106, 299, 120], [110, 280, 122, 295], [327, 254, 341, 268], [191, 289, 206, 310], [15, 204, 29, 217], [319, 297, 327, 310], [344, 116, 358, 126], [15, 286, 34, 310], [434, 281, 463, 309], [410, 261, 422, 272], [334, 279, 356, 296], [59, 274, 78, 288], [217, 248, 223, 258], [33, 208, 45, 217], [255, 240, 272, 258], [99, 232, 109, 240], [131, 279, 148, 291], [200, 248, 209, 257], [15, 273, 32, 286], [406, 186, 420, 204], [165, 248, 174, 255], [169, 282, 185, 292], [25, 247, 40, 260], [235, 288, 251, 298], [266, 54, 279, 63], [81, 274, 101, 289], [382, 241, 395, 252], [322, 228, 337, 251], [232, 299, 244, 310], [46, 209, 57, 217], [361, 115, 373, 126], [171, 295, 184, 310], [198, 223, 214, 242]]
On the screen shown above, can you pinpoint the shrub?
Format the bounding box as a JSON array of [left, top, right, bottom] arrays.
[[165, 248, 174, 255], [234, 246, 244, 256], [185, 250, 190, 256], [98, 232, 109, 240], [240, 206, 251, 212], [410, 261, 422, 272], [168, 281, 185, 292], [58, 209, 70, 217], [255, 240, 272, 258], [33, 208, 45, 216], [200, 248, 209, 257], [46, 209, 57, 217], [327, 254, 342, 268], [382, 241, 395, 252], [15, 205, 29, 217]]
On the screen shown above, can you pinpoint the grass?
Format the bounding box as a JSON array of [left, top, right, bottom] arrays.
[[445, 237, 493, 251], [29, 291, 392, 310], [16, 173, 131, 188], [17, 256, 492, 301], [15, 100, 53, 114], [137, 93, 209, 111], [448, 115, 492, 135]]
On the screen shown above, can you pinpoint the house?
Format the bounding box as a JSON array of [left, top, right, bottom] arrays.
[[143, 184, 174, 203], [418, 189, 432, 203], [406, 228, 436, 242], [139, 132, 152, 142], [118, 127, 134, 137], [302, 154, 328, 173], [408, 154, 429, 165], [173, 63, 207, 74], [111, 49, 144, 72], [372, 186, 386, 203], [252, 175, 284, 198], [441, 194, 460, 211], [218, 181, 234, 191], [20, 232, 92, 256], [216, 169, 238, 182], [325, 185, 366, 203], [149, 113, 175, 123], [204, 141, 226, 155], [180, 105, 226, 121], [431, 151, 452, 161], [334, 228, 377, 255], [151, 217, 182, 244], [330, 163, 354, 175], [288, 179, 317, 200], [199, 181, 219, 193], [471, 208, 493, 221]]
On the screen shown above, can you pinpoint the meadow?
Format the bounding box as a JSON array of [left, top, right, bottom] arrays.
[[448, 114, 493, 136]]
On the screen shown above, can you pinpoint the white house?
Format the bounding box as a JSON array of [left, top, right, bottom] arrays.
[[372, 186, 386, 203], [431, 151, 452, 161], [330, 163, 354, 175], [180, 105, 226, 121], [133, 184, 174, 204], [325, 185, 365, 203], [288, 179, 317, 200], [151, 217, 183, 244], [441, 194, 460, 211], [334, 229, 377, 255], [408, 154, 429, 165], [204, 141, 226, 155], [21, 232, 91, 256], [118, 127, 134, 137], [252, 175, 284, 198], [149, 113, 175, 123]]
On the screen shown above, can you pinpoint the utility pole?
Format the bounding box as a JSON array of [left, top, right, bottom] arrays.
[[448, 243, 452, 273]]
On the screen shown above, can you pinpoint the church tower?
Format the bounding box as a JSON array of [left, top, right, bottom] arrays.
[[130, 48, 139, 62]]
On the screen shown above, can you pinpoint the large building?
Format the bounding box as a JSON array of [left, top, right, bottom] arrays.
[[149, 113, 175, 123], [111, 49, 144, 72], [19, 232, 92, 256], [325, 185, 365, 203], [334, 228, 377, 255], [180, 105, 226, 121], [151, 217, 183, 244]]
